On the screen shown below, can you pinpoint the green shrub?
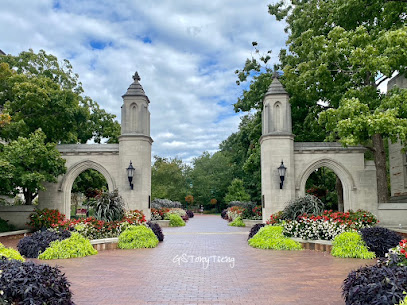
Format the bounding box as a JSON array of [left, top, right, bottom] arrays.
[[38, 232, 97, 259], [331, 231, 375, 259], [228, 217, 245, 227], [0, 217, 15, 233], [248, 225, 302, 250], [169, 214, 185, 227], [0, 246, 25, 261], [282, 195, 324, 220], [118, 225, 158, 249]]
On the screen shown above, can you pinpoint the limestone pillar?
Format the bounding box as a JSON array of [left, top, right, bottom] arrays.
[[118, 72, 152, 218], [261, 76, 295, 221]]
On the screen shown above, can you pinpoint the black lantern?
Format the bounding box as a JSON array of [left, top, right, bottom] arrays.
[[278, 161, 287, 189], [126, 161, 135, 190]]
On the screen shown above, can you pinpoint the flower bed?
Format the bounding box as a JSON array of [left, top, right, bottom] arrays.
[[151, 207, 189, 223], [225, 204, 262, 222], [51, 210, 146, 240], [272, 209, 379, 241]]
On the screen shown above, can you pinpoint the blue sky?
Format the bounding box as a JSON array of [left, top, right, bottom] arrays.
[[0, 0, 287, 163]]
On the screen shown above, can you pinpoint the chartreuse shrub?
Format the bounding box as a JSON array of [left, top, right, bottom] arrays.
[[0, 259, 73, 304], [118, 225, 158, 249], [248, 226, 302, 250], [169, 214, 185, 227], [0, 243, 25, 261], [38, 232, 97, 259], [331, 231, 375, 259], [343, 265, 407, 305], [397, 294, 407, 305], [228, 216, 245, 227]]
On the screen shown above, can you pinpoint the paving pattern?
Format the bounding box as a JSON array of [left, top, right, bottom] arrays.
[[1, 215, 373, 304]]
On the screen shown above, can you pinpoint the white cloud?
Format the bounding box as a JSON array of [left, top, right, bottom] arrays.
[[0, 0, 287, 163]]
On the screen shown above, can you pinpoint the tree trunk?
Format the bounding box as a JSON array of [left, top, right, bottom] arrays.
[[372, 133, 389, 203], [336, 177, 344, 212], [24, 189, 33, 205]]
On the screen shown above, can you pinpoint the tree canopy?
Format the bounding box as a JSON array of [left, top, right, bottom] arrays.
[[151, 156, 188, 203], [224, 178, 251, 204], [0, 129, 66, 205], [189, 151, 234, 209], [234, 0, 407, 203], [0, 49, 120, 144], [72, 169, 108, 195], [269, 0, 407, 202]]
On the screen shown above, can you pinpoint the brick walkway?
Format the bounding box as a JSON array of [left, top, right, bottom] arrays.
[[3, 215, 372, 304]]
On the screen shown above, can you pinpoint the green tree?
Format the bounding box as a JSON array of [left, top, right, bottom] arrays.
[[0, 49, 120, 144], [268, 0, 407, 203], [151, 156, 188, 202], [72, 169, 108, 195], [220, 113, 262, 202], [0, 129, 66, 205], [305, 167, 340, 211], [224, 178, 251, 204], [189, 151, 234, 209]]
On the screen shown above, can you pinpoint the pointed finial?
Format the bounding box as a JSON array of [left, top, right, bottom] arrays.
[[133, 72, 141, 82], [272, 71, 280, 79]]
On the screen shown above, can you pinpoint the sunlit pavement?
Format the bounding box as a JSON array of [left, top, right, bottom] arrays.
[[1, 214, 373, 304]]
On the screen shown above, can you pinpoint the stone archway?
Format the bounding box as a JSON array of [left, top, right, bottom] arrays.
[[297, 158, 356, 212], [59, 160, 117, 218]]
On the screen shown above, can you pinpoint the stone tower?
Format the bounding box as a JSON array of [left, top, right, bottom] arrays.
[[260, 75, 295, 218], [119, 72, 152, 215]]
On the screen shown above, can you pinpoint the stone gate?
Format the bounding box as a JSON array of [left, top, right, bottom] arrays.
[[260, 76, 407, 226], [38, 72, 152, 219]]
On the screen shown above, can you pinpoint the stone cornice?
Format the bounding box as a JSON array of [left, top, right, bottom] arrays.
[[118, 134, 154, 144], [294, 142, 366, 154], [260, 133, 294, 144], [57, 144, 119, 155]]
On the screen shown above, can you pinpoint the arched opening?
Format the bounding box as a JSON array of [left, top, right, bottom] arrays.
[[297, 158, 356, 212], [70, 169, 108, 218], [305, 167, 344, 212], [59, 160, 116, 219]]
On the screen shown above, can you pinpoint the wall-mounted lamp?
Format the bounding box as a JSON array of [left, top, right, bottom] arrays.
[[126, 161, 135, 190], [278, 161, 287, 189]]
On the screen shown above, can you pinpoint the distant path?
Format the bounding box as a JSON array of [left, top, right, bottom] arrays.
[[4, 215, 371, 304]]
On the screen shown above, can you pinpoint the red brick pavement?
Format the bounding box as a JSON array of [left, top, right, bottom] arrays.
[[2, 215, 373, 305]]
